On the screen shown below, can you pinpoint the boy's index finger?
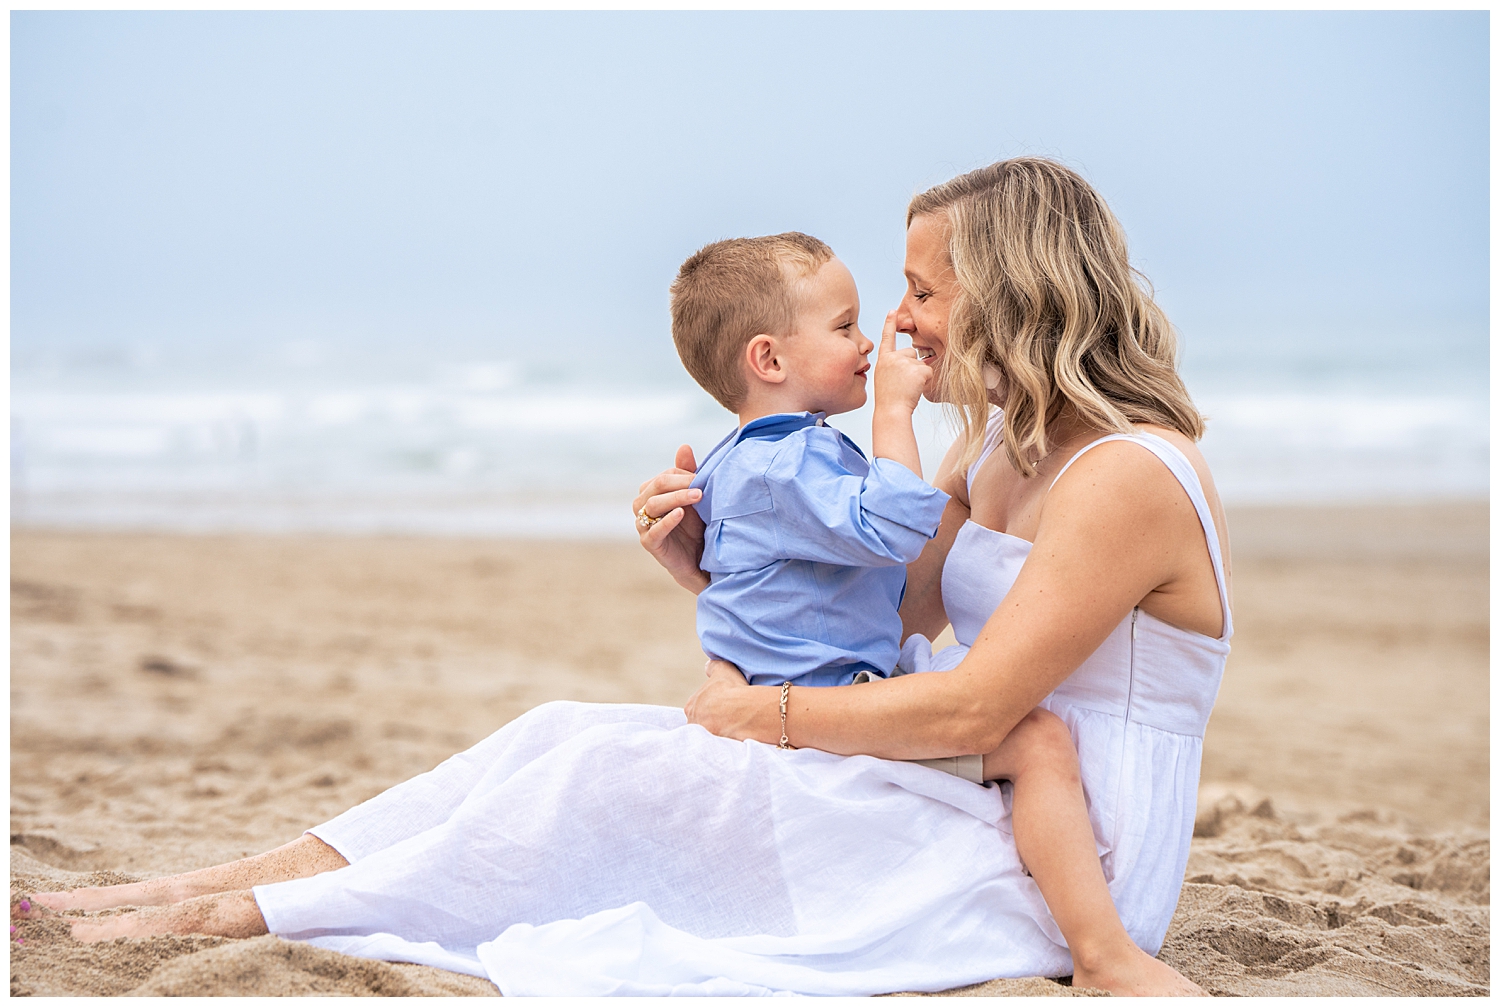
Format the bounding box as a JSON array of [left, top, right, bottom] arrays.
[[880, 311, 899, 354]]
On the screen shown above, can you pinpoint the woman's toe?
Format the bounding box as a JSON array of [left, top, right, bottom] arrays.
[[12, 896, 57, 920]]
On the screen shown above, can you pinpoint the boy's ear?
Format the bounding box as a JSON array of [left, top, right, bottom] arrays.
[[744, 334, 788, 385]]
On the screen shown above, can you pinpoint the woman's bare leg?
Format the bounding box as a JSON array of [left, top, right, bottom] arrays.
[[983, 709, 1204, 997], [20, 834, 347, 916], [69, 890, 267, 943]]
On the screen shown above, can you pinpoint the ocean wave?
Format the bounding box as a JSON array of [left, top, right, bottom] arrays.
[[1198, 391, 1487, 449], [10, 383, 1488, 534]]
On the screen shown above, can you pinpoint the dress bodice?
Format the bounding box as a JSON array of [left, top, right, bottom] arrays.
[[938, 416, 1231, 739], [942, 523, 1228, 738]]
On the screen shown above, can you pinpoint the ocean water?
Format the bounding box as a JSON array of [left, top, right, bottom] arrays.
[[10, 328, 1488, 538]]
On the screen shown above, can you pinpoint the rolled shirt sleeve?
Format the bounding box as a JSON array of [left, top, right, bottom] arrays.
[[761, 428, 948, 568]]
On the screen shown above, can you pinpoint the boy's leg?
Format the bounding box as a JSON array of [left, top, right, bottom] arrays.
[[983, 709, 1203, 996], [19, 834, 347, 915]]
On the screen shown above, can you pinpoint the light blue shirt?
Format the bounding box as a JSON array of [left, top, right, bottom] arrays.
[[690, 412, 950, 687]]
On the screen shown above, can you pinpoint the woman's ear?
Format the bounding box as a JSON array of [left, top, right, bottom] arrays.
[[744, 334, 788, 385]]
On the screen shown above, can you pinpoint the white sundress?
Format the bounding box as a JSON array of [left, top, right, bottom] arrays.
[[251, 423, 1232, 997]]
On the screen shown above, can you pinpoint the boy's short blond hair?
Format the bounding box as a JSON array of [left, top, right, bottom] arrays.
[[669, 232, 834, 411]]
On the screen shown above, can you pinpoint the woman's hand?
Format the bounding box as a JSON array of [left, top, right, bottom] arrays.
[[684, 660, 777, 743], [633, 444, 710, 595]]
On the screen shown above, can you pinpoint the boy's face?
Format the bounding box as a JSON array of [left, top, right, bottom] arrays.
[[779, 258, 874, 416]]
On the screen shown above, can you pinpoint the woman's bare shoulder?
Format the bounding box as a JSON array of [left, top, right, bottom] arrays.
[[1134, 425, 1229, 550], [1049, 425, 1231, 576], [1135, 425, 1216, 492], [1032, 427, 1230, 635], [1045, 436, 1181, 518], [1040, 429, 1216, 526]]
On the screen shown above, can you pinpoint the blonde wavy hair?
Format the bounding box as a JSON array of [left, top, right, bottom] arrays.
[[908, 158, 1203, 476]]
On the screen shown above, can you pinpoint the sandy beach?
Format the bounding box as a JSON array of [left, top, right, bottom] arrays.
[[10, 502, 1488, 996]]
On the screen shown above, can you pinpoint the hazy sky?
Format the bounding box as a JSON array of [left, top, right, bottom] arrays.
[[12, 11, 1489, 385]]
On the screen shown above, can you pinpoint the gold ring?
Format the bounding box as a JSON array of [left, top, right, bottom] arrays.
[[637, 507, 663, 530]]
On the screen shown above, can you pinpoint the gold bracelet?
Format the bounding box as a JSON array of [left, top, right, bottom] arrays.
[[778, 681, 795, 750]]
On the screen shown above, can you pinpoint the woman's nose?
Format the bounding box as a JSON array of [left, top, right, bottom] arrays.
[[894, 295, 916, 334]]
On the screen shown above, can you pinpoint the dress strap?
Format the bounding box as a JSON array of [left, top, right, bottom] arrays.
[[964, 408, 1006, 499], [1049, 432, 1233, 641]]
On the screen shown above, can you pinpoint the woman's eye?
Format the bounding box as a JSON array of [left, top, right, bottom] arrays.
[[913, 291, 930, 302]]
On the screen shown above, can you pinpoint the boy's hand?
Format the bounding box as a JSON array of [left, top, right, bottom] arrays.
[[873, 310, 933, 416], [871, 312, 929, 478]]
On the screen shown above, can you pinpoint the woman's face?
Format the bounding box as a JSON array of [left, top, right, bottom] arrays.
[[895, 213, 958, 402]]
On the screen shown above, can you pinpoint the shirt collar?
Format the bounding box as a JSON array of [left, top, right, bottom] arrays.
[[738, 411, 826, 440], [693, 412, 828, 490]]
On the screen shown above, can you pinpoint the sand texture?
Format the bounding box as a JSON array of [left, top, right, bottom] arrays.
[[10, 503, 1488, 996]]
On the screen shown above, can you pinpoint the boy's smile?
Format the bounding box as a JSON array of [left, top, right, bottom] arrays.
[[778, 258, 873, 416]]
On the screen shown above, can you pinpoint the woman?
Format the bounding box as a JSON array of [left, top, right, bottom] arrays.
[[24, 159, 1227, 997]]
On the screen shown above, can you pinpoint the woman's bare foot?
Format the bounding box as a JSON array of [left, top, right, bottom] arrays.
[[29, 879, 178, 915], [28, 834, 347, 916], [1072, 942, 1205, 996], [69, 890, 268, 943]]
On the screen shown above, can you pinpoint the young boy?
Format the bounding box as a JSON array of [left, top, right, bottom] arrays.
[[676, 233, 948, 693], [660, 232, 1199, 995]]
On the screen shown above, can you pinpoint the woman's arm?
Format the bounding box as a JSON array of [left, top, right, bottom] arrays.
[[633, 444, 709, 595], [687, 442, 1207, 757], [897, 436, 971, 643]]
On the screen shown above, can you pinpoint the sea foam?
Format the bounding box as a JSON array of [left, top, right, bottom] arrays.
[[10, 369, 1489, 537]]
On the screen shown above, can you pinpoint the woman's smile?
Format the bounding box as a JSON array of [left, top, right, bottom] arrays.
[[896, 213, 957, 398]]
